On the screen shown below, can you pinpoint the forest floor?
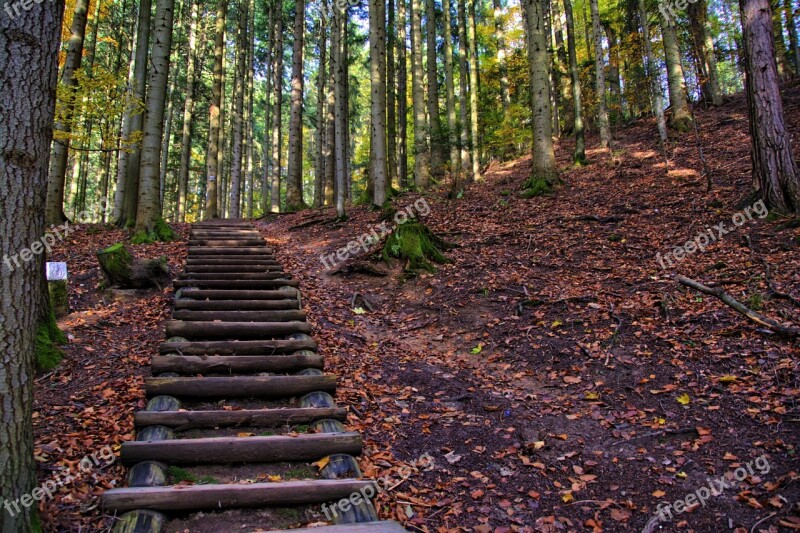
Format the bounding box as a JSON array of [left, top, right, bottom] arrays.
[[33, 84, 799, 532]]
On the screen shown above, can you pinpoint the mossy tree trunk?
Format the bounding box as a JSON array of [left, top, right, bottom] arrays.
[[97, 244, 170, 289]]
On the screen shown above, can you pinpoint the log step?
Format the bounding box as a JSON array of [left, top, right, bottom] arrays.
[[174, 299, 300, 311], [134, 406, 346, 428], [172, 310, 306, 322], [188, 247, 275, 255], [188, 239, 266, 246], [102, 479, 374, 513], [120, 432, 362, 465], [271, 522, 408, 533], [165, 320, 310, 339], [152, 354, 323, 374], [185, 256, 278, 263], [177, 289, 298, 300], [178, 272, 288, 280], [145, 374, 335, 398], [183, 265, 284, 273], [173, 280, 298, 290], [159, 338, 317, 355]]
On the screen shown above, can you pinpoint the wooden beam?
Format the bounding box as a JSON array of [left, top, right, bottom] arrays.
[[172, 309, 307, 322], [159, 338, 317, 355], [173, 299, 300, 311], [151, 353, 322, 374], [165, 320, 310, 339], [188, 239, 266, 246], [178, 272, 289, 280], [173, 280, 299, 290], [270, 522, 407, 533], [183, 265, 284, 273], [188, 247, 275, 255], [177, 289, 297, 300], [145, 374, 336, 398], [134, 407, 346, 428]]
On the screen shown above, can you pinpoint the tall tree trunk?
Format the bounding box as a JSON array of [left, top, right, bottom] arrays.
[[261, 3, 273, 215], [387, 0, 398, 189], [493, 0, 511, 110], [467, 0, 481, 181], [229, 0, 249, 218], [443, 0, 459, 186], [246, 0, 256, 219], [45, 0, 89, 225], [639, 0, 669, 144], [314, 6, 328, 209], [524, 0, 558, 183], [218, 38, 228, 217], [285, 0, 307, 211], [688, 0, 723, 105], [118, 0, 152, 227], [370, 0, 389, 206], [1, 1, 63, 531], [786, 0, 800, 72], [397, 0, 409, 188], [740, 0, 800, 212], [177, 0, 199, 221], [564, 0, 586, 164], [659, 8, 693, 130], [270, 3, 284, 213], [324, 67, 335, 206], [411, 0, 430, 189], [603, 23, 622, 119], [206, 0, 227, 219], [134, 0, 176, 233], [426, 0, 445, 178], [159, 0, 184, 219], [333, 4, 348, 218], [457, 0, 472, 178], [590, 0, 611, 147], [772, 0, 794, 77]]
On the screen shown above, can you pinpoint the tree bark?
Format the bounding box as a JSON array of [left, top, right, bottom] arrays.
[[639, 0, 669, 144], [740, 0, 800, 212], [135, 0, 176, 233], [333, 3, 348, 218], [688, 0, 723, 105], [229, 0, 249, 219], [590, 0, 611, 147], [410, 0, 430, 189], [177, 0, 199, 221], [443, 0, 459, 187], [467, 0, 481, 181], [370, 0, 389, 206], [493, 0, 511, 110], [785, 0, 800, 73], [0, 0, 63, 529], [205, 0, 227, 219], [457, 0, 472, 179], [564, 0, 586, 164], [387, 0, 398, 188], [45, 0, 89, 225], [270, 3, 284, 213], [314, 7, 328, 209], [397, 0, 409, 188], [426, 0, 445, 178], [285, 0, 307, 211], [659, 7, 693, 130]]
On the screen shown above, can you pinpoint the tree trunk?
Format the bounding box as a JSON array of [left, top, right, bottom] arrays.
[[410, 0, 430, 189], [786, 0, 800, 73], [261, 5, 273, 216], [229, 0, 249, 219], [387, 0, 398, 189], [740, 0, 800, 212], [590, 0, 611, 147], [285, 0, 306, 211], [370, 0, 389, 206], [467, 0, 481, 181], [333, 4, 348, 218], [772, 0, 794, 77], [493, 0, 511, 110], [659, 7, 693, 130], [206, 0, 227, 219], [564, 0, 586, 164], [134, 0, 176, 233], [270, 3, 284, 213], [443, 0, 459, 186], [177, 0, 199, 221], [245, 0, 256, 220], [603, 23, 622, 119], [314, 6, 328, 209], [398, 0, 409, 188], [688, 0, 723, 105], [457, 0, 472, 179], [639, 0, 669, 144], [0, 0, 63, 529], [426, 0, 445, 178], [324, 68, 336, 206], [45, 0, 89, 225], [524, 0, 558, 183]]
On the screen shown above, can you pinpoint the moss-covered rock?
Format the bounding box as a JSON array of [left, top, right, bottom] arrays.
[[382, 221, 451, 272]]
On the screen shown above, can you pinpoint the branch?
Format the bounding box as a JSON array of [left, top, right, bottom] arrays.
[[675, 275, 800, 338], [53, 139, 124, 153]]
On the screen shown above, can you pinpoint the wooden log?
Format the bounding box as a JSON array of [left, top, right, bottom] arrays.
[[178, 272, 289, 280], [112, 510, 167, 533], [311, 419, 347, 433], [317, 454, 379, 524], [188, 239, 266, 247], [97, 244, 170, 289], [185, 258, 280, 265], [174, 299, 299, 311], [188, 247, 275, 255], [172, 309, 307, 322], [103, 479, 375, 513], [184, 265, 284, 273], [145, 374, 336, 398], [301, 391, 337, 409], [173, 280, 299, 290], [152, 354, 324, 374], [159, 338, 317, 355], [145, 396, 181, 412], [134, 407, 347, 428], [136, 426, 175, 441], [165, 320, 310, 339], [120, 433, 362, 465], [270, 522, 407, 533], [177, 289, 298, 300], [297, 368, 324, 376], [127, 461, 168, 487]]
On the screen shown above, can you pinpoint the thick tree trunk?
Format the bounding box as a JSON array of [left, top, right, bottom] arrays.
[[205, 0, 226, 219], [134, 0, 176, 233], [245, 1, 256, 220], [467, 0, 481, 181], [443, 0, 459, 187], [177, 0, 199, 221], [324, 71, 336, 206], [261, 7, 273, 216], [229, 0, 249, 219], [0, 0, 63, 530], [740, 0, 800, 212], [314, 7, 328, 209], [370, 0, 389, 206], [786, 0, 800, 73], [659, 8, 693, 130], [397, 0, 409, 188], [333, 5, 348, 218], [45, 0, 89, 225], [590, 0, 611, 147], [387, 0, 398, 188], [457, 0, 472, 179], [411, 0, 430, 189], [564, 0, 586, 164], [688, 0, 723, 105], [426, 0, 445, 178], [270, 4, 284, 213], [285, 0, 307, 211], [639, 0, 669, 144], [524, 0, 558, 183]]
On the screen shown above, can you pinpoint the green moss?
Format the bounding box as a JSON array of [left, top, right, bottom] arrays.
[[747, 293, 764, 311], [97, 243, 133, 284], [382, 221, 451, 272], [166, 466, 217, 484], [274, 507, 301, 519], [49, 279, 69, 318], [131, 219, 176, 244], [521, 177, 554, 198], [36, 309, 66, 372], [283, 465, 315, 479]]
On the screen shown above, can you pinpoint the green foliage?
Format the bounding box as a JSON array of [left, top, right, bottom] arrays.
[[383, 221, 451, 272], [747, 293, 764, 311], [131, 219, 176, 244]]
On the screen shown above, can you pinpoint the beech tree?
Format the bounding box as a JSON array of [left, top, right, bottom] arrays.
[[205, 0, 227, 219], [369, 0, 389, 206], [411, 0, 431, 189], [285, 0, 307, 211]]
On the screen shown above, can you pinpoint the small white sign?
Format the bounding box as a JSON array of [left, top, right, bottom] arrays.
[[46, 262, 67, 281]]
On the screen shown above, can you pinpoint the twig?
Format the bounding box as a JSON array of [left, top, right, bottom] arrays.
[[763, 261, 800, 308], [749, 512, 777, 533], [612, 427, 697, 448], [641, 513, 663, 533], [676, 275, 800, 338]]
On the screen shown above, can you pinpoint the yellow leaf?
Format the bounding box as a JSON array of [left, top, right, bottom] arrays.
[[551, 320, 563, 328], [676, 471, 688, 479], [719, 375, 738, 384], [312, 456, 331, 470], [584, 392, 600, 400], [652, 490, 666, 498], [676, 393, 691, 405], [561, 491, 574, 502], [268, 475, 282, 482], [237, 432, 255, 437]]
